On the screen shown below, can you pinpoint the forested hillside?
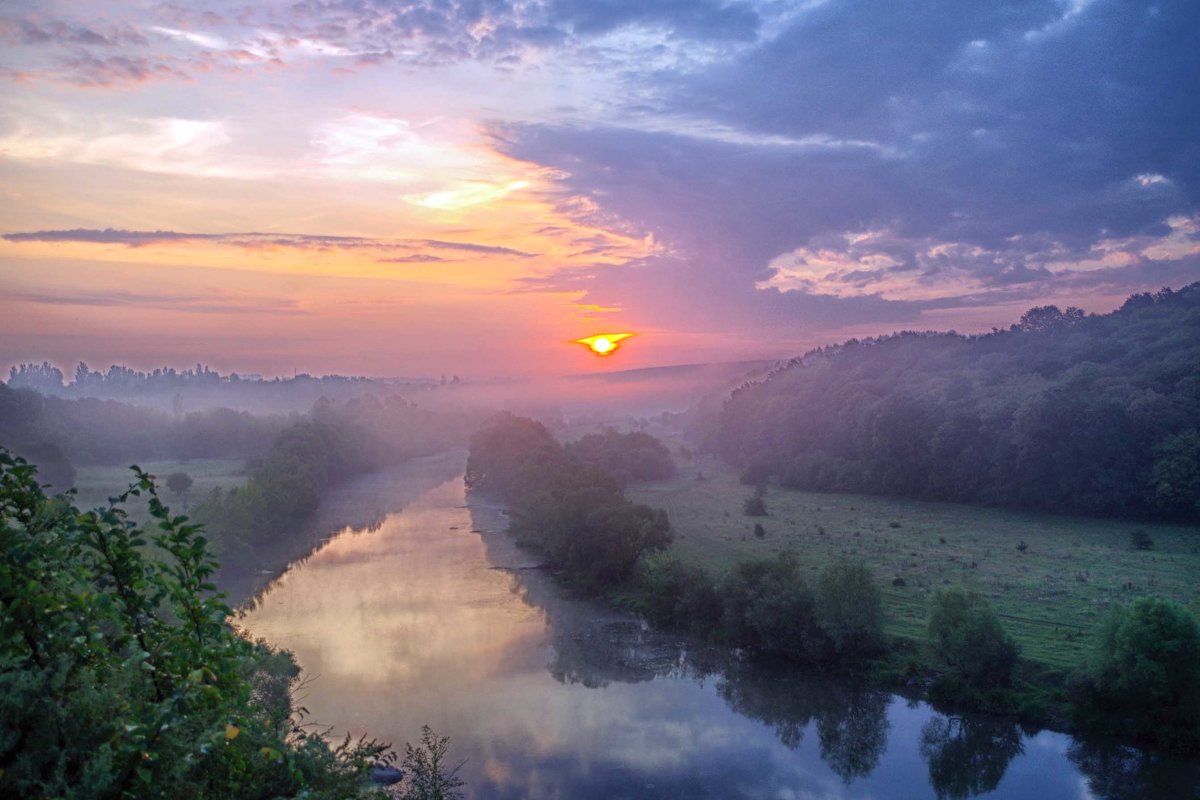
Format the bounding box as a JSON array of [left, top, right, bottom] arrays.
[[713, 285, 1200, 520]]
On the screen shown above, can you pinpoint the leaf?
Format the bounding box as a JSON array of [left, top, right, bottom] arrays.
[[225, 724, 240, 741]]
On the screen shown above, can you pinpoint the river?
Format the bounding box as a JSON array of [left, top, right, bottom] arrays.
[[237, 462, 1199, 799]]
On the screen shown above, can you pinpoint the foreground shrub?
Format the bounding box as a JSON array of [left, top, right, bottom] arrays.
[[0, 449, 393, 799]]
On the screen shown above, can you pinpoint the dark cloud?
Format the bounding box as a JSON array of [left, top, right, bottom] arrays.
[[672, 0, 1200, 243], [416, 239, 535, 257], [3, 228, 221, 245], [11, 289, 307, 315], [489, 0, 1200, 332], [2, 228, 537, 258]]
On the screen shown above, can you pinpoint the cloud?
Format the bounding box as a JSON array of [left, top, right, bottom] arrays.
[[482, 0, 1200, 335], [0, 16, 147, 48], [10, 288, 307, 315], [2, 228, 537, 257]]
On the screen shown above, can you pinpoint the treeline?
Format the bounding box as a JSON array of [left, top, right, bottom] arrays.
[[0, 450, 396, 798], [638, 551, 1200, 749], [466, 414, 673, 589], [0, 382, 288, 485], [712, 284, 1200, 521], [193, 396, 469, 564], [6, 361, 446, 414]]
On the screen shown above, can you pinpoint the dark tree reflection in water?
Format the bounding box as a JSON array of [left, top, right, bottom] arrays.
[[1069, 740, 1200, 800], [919, 714, 1023, 799]]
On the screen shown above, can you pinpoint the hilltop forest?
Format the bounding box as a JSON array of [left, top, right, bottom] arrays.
[[713, 285, 1200, 521]]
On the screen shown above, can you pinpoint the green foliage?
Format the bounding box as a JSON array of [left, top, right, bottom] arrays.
[[720, 552, 826, 662], [815, 560, 884, 658], [0, 449, 392, 799], [469, 414, 674, 590], [397, 726, 465, 800], [1081, 597, 1200, 747], [1146, 429, 1200, 519], [634, 555, 723, 637], [565, 429, 675, 485], [464, 412, 561, 498], [713, 284, 1200, 520], [926, 588, 1019, 690]]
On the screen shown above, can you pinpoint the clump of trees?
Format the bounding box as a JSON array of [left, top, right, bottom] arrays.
[[565, 429, 675, 485], [467, 414, 673, 590], [713, 284, 1200, 521], [925, 589, 1019, 706], [192, 397, 467, 566], [635, 553, 885, 667], [1072, 597, 1200, 749], [0, 449, 398, 798]]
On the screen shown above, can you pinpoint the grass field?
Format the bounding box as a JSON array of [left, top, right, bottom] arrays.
[[72, 459, 248, 522], [629, 455, 1200, 670]]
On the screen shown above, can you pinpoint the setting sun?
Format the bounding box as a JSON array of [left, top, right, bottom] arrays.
[[572, 332, 635, 356]]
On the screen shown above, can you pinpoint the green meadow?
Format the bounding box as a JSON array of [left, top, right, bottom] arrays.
[[71, 458, 247, 521], [630, 456, 1200, 670]]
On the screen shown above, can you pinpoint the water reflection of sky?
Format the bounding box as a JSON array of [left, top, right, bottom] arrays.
[[239, 476, 1187, 800]]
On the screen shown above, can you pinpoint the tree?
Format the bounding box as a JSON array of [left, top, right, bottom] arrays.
[[720, 552, 825, 661], [399, 726, 465, 800], [926, 589, 1018, 689], [1086, 597, 1200, 746], [1012, 304, 1084, 333], [0, 448, 398, 799], [1146, 429, 1200, 520], [742, 490, 767, 517], [816, 560, 883, 658], [166, 470, 194, 498]]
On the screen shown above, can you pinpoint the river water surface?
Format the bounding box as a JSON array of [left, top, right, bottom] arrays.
[[238, 465, 1199, 800]]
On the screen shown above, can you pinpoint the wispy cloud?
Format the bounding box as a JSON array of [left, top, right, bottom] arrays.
[[10, 288, 307, 315], [2, 228, 537, 258]]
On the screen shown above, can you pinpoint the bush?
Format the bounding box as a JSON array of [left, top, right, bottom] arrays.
[[816, 560, 884, 658], [742, 495, 768, 516], [1129, 529, 1154, 551], [635, 555, 722, 637], [398, 726, 465, 800], [1085, 597, 1200, 747], [926, 588, 1019, 690], [0, 449, 395, 799], [720, 552, 826, 661]]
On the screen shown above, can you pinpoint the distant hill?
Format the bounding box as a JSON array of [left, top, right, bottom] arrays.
[[711, 284, 1200, 521]]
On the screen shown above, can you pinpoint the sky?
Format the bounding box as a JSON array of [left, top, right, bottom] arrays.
[[1, 0, 1198, 377]]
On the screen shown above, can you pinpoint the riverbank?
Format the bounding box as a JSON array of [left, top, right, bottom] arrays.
[[234, 462, 1200, 798], [628, 455, 1200, 671]]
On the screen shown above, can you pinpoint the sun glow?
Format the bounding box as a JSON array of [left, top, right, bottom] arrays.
[[572, 332, 635, 356]]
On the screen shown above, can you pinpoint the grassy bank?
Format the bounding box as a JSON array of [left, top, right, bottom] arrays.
[[72, 458, 247, 521], [630, 456, 1200, 670]]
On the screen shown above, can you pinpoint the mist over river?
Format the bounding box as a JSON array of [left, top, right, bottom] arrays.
[[237, 462, 1198, 800]]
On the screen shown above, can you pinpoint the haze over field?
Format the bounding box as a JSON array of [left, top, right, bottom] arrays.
[[2, 0, 1198, 377]]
